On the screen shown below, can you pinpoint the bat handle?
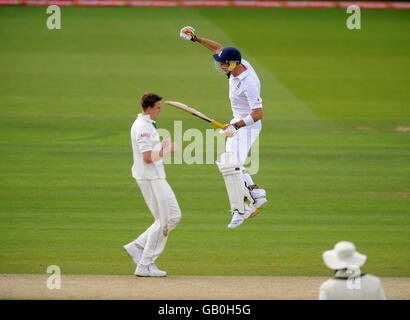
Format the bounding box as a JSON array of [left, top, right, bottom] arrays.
[[211, 120, 226, 130]]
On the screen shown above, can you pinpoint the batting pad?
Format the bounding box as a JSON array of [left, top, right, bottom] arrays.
[[216, 152, 251, 215]]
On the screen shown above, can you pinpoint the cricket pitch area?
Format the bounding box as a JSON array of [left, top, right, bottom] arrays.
[[1, 275, 410, 300]]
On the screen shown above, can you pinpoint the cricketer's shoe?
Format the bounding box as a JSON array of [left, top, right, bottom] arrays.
[[249, 198, 268, 218], [149, 263, 167, 277], [243, 203, 252, 219], [228, 210, 245, 229], [123, 242, 143, 265], [135, 263, 167, 277], [248, 186, 268, 219]]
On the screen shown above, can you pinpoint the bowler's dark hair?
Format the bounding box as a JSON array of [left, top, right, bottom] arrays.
[[140, 92, 162, 110]]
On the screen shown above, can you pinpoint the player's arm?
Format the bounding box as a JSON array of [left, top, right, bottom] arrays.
[[180, 26, 222, 53], [219, 108, 263, 137], [234, 108, 263, 128], [232, 79, 263, 128], [142, 136, 177, 164], [197, 37, 223, 53], [220, 84, 263, 136], [142, 150, 163, 164]]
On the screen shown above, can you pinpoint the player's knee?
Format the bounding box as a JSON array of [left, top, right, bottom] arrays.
[[170, 215, 181, 228], [168, 212, 181, 230], [174, 213, 182, 225]]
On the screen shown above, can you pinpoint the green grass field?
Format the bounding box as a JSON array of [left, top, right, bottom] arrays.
[[0, 6, 409, 277]]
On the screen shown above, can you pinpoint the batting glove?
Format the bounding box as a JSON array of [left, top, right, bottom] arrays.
[[180, 26, 197, 42], [219, 124, 237, 138]]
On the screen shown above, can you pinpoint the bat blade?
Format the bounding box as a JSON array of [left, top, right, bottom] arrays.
[[164, 101, 226, 130]]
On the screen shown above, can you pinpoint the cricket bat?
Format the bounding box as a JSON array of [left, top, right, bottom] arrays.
[[164, 101, 226, 130]]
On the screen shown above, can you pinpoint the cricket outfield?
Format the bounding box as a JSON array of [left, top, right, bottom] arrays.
[[0, 6, 409, 299]]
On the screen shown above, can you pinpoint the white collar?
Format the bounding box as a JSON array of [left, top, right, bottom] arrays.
[[334, 269, 363, 279], [138, 113, 155, 124]]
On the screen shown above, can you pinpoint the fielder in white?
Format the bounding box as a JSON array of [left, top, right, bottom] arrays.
[[124, 92, 181, 277], [319, 241, 387, 300], [180, 26, 268, 229]]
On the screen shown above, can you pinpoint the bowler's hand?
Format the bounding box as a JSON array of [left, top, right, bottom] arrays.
[[161, 136, 178, 156]]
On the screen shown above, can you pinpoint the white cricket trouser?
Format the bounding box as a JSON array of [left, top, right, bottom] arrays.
[[134, 179, 181, 266], [226, 119, 261, 170]]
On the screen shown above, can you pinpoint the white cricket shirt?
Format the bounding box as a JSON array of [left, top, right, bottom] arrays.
[[319, 273, 387, 300], [229, 58, 263, 120], [130, 113, 166, 180]]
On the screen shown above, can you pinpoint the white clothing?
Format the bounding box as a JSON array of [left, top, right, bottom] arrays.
[[134, 179, 181, 266], [229, 59, 263, 120], [226, 119, 261, 170], [131, 113, 165, 180], [319, 273, 387, 300], [226, 58, 262, 171], [130, 113, 180, 265]]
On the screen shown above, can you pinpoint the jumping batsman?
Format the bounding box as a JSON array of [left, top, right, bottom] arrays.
[[179, 26, 268, 229], [123, 92, 181, 277]]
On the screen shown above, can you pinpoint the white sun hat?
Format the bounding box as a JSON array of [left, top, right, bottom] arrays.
[[323, 241, 367, 270]]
